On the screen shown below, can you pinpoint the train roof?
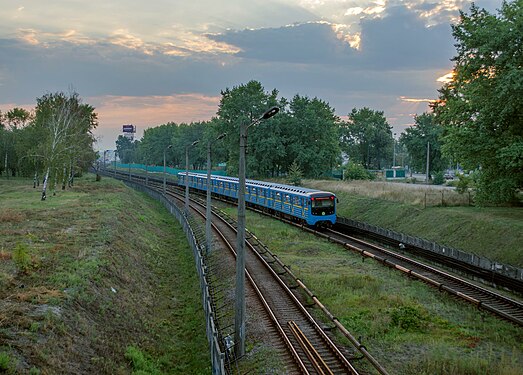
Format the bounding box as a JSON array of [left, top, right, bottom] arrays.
[[179, 172, 335, 197]]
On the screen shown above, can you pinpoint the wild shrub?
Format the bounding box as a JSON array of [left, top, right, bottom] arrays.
[[0, 352, 12, 371], [390, 305, 428, 331], [287, 160, 303, 186], [125, 346, 162, 374], [344, 162, 373, 181], [456, 173, 473, 194], [432, 171, 445, 185], [12, 243, 32, 273]]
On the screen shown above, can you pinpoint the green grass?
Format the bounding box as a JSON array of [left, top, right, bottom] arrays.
[[0, 175, 209, 374], [304, 180, 523, 268], [217, 205, 523, 375]]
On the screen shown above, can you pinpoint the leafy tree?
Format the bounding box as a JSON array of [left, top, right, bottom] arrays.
[[340, 108, 393, 169], [433, 1, 523, 204], [287, 160, 303, 186], [400, 113, 447, 174], [283, 95, 341, 178], [115, 135, 138, 164], [216, 80, 282, 177], [4, 108, 32, 129], [0, 108, 33, 177]]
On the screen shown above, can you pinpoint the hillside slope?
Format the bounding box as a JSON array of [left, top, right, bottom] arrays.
[[0, 176, 208, 374], [304, 180, 523, 268]]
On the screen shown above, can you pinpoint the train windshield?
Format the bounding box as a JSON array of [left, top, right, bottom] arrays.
[[310, 195, 335, 219], [311, 197, 334, 208]]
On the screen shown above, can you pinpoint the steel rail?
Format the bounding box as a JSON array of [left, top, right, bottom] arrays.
[[161, 186, 361, 374], [103, 169, 389, 373], [319, 227, 523, 327]]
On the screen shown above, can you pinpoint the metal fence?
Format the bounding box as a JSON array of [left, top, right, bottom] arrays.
[[124, 180, 226, 374], [338, 216, 523, 282], [115, 163, 227, 176]]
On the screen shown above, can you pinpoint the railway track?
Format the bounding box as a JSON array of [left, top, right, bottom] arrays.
[[313, 227, 523, 328], [334, 220, 523, 294], [160, 184, 366, 374], [104, 169, 523, 328]]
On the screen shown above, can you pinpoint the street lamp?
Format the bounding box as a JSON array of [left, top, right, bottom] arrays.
[[128, 150, 132, 181], [163, 144, 172, 194], [145, 147, 152, 186], [426, 141, 430, 183], [206, 133, 227, 254], [113, 151, 117, 177], [235, 106, 279, 356], [185, 140, 200, 213], [393, 133, 397, 168], [103, 150, 109, 169]]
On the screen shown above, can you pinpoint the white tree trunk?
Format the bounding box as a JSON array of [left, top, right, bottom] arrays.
[[41, 168, 50, 201]]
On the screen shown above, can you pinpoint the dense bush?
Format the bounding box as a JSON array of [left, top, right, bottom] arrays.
[[455, 173, 473, 194], [344, 162, 373, 181], [432, 171, 445, 185]]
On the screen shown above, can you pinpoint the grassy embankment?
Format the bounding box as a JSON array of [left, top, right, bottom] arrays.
[[0, 176, 208, 374], [215, 204, 523, 375], [304, 180, 523, 268]]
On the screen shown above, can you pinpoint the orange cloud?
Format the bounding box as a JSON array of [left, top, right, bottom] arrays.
[[399, 96, 436, 103], [437, 71, 454, 84], [89, 93, 221, 149]]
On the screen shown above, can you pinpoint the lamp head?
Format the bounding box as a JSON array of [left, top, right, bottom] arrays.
[[261, 106, 279, 120]]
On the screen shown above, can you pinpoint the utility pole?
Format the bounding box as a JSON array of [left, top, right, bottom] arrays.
[[185, 140, 199, 213], [163, 144, 172, 194], [235, 106, 279, 356], [426, 141, 430, 183], [206, 133, 227, 254]]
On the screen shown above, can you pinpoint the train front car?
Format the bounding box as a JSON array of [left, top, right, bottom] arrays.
[[307, 192, 337, 227]]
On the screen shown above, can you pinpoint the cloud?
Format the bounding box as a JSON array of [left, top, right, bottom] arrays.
[[358, 5, 455, 69], [0, 0, 471, 146], [207, 4, 455, 70], [208, 22, 357, 64], [90, 93, 221, 150]]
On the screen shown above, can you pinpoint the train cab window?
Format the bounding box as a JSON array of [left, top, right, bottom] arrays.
[[311, 197, 335, 208]]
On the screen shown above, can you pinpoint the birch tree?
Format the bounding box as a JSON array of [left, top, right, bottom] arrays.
[[33, 91, 97, 200]]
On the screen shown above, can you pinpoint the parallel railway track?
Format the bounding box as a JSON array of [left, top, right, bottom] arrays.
[[312, 227, 523, 327], [161, 183, 366, 374], [101, 169, 522, 373], [106, 169, 523, 328]]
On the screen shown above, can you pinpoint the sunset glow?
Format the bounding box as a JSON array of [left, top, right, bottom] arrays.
[[1, 0, 496, 150]]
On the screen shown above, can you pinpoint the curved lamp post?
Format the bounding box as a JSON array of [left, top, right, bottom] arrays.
[[185, 140, 200, 213], [206, 133, 227, 254], [163, 144, 172, 194], [113, 151, 117, 177], [235, 106, 279, 356]]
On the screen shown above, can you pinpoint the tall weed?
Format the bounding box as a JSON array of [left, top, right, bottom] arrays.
[[12, 243, 32, 274]]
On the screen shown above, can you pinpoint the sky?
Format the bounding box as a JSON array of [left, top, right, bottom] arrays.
[[0, 0, 501, 151]]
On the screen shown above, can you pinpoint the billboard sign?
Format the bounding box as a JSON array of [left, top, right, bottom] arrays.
[[122, 124, 135, 133]]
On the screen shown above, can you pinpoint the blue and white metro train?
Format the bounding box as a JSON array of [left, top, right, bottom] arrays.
[[178, 172, 337, 226]]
